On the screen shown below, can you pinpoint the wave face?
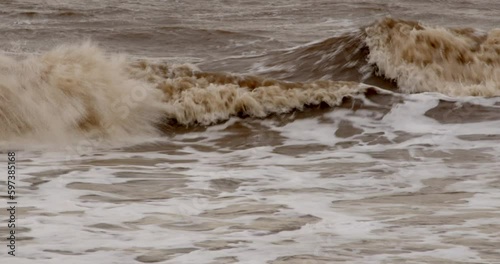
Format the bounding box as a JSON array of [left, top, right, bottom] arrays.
[[247, 32, 372, 82], [200, 31, 397, 89]]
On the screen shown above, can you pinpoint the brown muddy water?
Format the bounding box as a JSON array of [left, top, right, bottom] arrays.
[[0, 1, 500, 263]]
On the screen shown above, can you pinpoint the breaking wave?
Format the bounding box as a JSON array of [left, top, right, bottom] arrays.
[[0, 42, 365, 142], [1, 18, 499, 142]]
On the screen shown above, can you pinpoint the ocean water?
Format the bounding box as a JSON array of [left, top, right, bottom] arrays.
[[1, 1, 500, 263]]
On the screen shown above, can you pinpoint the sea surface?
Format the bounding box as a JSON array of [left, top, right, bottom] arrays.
[[1, 0, 500, 263]]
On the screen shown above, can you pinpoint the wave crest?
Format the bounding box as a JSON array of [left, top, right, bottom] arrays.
[[129, 62, 363, 126], [365, 18, 500, 96]]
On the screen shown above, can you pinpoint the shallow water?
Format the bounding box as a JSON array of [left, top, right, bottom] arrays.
[[1, 1, 500, 263]]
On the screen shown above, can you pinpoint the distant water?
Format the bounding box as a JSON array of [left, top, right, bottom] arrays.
[[1, 1, 500, 263]]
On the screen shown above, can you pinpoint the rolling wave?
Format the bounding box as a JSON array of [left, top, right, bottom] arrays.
[[1, 18, 498, 142], [0, 42, 365, 141]]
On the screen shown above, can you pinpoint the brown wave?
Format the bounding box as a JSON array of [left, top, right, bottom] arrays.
[[0, 42, 366, 142]]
